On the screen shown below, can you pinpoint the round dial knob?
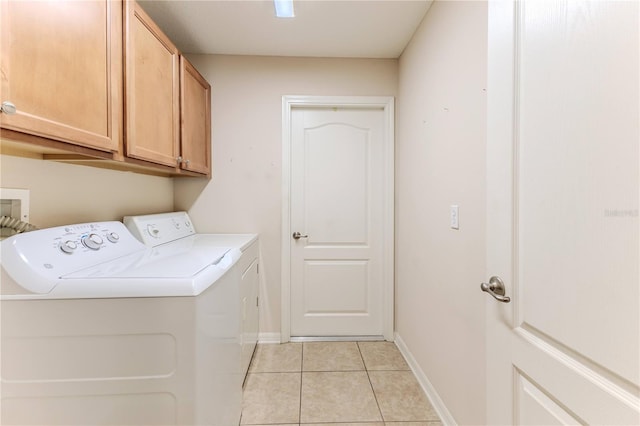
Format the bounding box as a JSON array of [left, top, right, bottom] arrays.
[[81, 233, 103, 250], [60, 240, 78, 254], [147, 224, 160, 238], [106, 232, 120, 243]]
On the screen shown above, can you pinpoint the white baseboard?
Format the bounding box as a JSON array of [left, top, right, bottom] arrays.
[[394, 332, 457, 426], [258, 332, 281, 344]]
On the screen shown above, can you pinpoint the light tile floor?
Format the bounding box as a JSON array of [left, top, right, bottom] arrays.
[[241, 341, 443, 426]]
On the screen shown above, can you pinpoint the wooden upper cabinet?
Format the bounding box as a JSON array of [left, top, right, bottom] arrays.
[[180, 57, 211, 176], [0, 0, 122, 152], [124, 0, 180, 168]]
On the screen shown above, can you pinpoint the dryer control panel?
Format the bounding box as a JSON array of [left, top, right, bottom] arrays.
[[123, 211, 196, 247]]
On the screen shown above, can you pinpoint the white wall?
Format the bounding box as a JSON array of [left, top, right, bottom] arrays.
[[0, 154, 173, 227], [396, 2, 488, 425], [174, 55, 398, 336]]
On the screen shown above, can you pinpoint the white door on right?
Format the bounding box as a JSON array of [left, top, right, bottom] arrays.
[[486, 1, 639, 424]]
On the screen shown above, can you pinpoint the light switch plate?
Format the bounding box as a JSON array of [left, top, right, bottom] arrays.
[[450, 205, 459, 230]]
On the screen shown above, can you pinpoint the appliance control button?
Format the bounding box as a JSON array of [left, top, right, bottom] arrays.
[[60, 240, 78, 254], [106, 232, 120, 243], [81, 233, 103, 250], [147, 224, 160, 238]]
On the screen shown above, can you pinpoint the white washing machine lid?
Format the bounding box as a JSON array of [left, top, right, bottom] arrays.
[[2, 245, 241, 300], [1, 222, 242, 300], [63, 243, 230, 279], [48, 247, 241, 299], [46, 236, 239, 299]]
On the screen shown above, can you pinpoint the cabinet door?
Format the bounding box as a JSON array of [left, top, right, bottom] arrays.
[[180, 57, 211, 176], [124, 1, 179, 168], [0, 0, 122, 152]]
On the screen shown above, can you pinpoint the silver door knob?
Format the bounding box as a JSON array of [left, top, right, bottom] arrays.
[[292, 231, 308, 240], [1, 101, 17, 115], [481, 276, 511, 303]]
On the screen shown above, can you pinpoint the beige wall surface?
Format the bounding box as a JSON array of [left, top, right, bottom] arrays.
[[174, 54, 398, 336], [0, 154, 174, 227], [396, 1, 488, 425]]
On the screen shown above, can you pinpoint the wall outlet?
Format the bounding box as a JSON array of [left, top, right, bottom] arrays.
[[450, 205, 459, 230]]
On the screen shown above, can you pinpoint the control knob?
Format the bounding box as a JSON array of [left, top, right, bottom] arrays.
[[81, 233, 103, 250], [106, 232, 120, 243], [147, 224, 160, 238], [60, 240, 78, 254]]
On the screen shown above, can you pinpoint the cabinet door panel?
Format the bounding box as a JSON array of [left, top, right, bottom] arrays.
[[125, 1, 179, 168], [180, 57, 211, 176], [0, 0, 121, 152]]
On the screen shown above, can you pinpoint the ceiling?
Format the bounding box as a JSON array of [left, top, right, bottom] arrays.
[[137, 0, 433, 59]]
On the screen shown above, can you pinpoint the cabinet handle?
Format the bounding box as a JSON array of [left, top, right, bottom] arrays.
[[184, 159, 190, 165], [176, 156, 183, 164], [1, 101, 17, 115]]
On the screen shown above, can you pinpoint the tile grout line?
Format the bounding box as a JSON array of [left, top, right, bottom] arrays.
[[298, 342, 304, 425], [357, 341, 385, 424]]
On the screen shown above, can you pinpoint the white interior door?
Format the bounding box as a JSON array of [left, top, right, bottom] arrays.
[[486, 1, 639, 424], [287, 102, 392, 338]]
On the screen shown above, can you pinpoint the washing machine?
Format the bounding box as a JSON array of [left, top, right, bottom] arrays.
[[0, 217, 251, 425]]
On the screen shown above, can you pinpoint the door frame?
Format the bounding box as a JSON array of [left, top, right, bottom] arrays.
[[280, 95, 395, 343], [485, 0, 518, 421]]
